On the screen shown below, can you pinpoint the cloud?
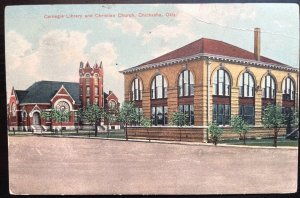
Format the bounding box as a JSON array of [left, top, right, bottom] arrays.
[[176, 4, 256, 26], [6, 30, 124, 102], [105, 18, 142, 36], [142, 12, 196, 44]]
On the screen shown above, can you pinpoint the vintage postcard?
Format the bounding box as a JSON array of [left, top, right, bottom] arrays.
[[5, 3, 299, 195]]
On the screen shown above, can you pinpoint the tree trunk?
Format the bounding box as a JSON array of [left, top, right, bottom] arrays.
[[274, 128, 278, 147], [125, 123, 128, 140], [243, 133, 246, 145], [95, 122, 98, 137], [60, 121, 63, 135]]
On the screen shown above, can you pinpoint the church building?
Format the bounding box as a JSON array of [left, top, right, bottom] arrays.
[[7, 61, 120, 131]]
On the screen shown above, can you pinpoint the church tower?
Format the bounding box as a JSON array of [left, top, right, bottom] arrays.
[[79, 61, 104, 108]]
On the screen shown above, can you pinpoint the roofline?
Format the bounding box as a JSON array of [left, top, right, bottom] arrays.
[[120, 53, 298, 74]]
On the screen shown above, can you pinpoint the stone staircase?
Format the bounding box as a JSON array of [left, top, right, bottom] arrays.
[[31, 125, 43, 133]]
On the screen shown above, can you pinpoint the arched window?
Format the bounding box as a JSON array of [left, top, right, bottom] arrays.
[[94, 74, 99, 85], [55, 101, 70, 112], [109, 100, 116, 110], [213, 69, 231, 96], [86, 87, 90, 96], [262, 75, 276, 99], [239, 72, 255, 97], [282, 77, 295, 101], [131, 78, 142, 101], [85, 74, 90, 85], [178, 70, 194, 97], [11, 103, 16, 116], [151, 74, 167, 99]]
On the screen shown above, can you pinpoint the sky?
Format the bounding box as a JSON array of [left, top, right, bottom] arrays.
[[5, 3, 299, 103]]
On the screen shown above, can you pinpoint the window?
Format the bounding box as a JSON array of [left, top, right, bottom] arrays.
[[11, 103, 16, 116], [282, 77, 295, 101], [213, 69, 231, 96], [94, 74, 99, 85], [94, 97, 99, 105], [239, 72, 255, 97], [262, 75, 276, 99], [151, 75, 167, 99], [86, 98, 90, 106], [109, 101, 116, 110], [86, 87, 90, 96], [213, 104, 231, 125], [131, 78, 142, 101], [178, 104, 194, 125], [85, 74, 90, 85], [178, 70, 194, 97], [239, 105, 255, 125], [55, 101, 70, 112], [151, 106, 168, 125], [94, 87, 99, 95]]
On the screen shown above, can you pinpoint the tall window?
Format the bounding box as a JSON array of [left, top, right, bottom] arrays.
[[239, 105, 255, 125], [178, 104, 194, 125], [94, 74, 99, 85], [151, 74, 167, 99], [11, 103, 16, 116], [213, 69, 231, 96], [152, 106, 168, 125], [239, 72, 255, 97], [109, 100, 116, 110], [213, 104, 231, 125], [85, 74, 90, 85], [178, 70, 194, 97], [131, 78, 142, 101], [86, 87, 90, 96], [282, 77, 295, 101], [94, 87, 99, 95], [94, 97, 99, 105], [86, 98, 90, 106], [262, 75, 276, 99]]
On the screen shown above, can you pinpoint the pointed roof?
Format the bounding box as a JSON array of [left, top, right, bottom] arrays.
[[121, 38, 296, 73], [16, 81, 81, 104]]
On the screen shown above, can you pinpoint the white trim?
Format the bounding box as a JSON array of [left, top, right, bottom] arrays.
[[19, 103, 50, 106], [29, 104, 42, 117], [50, 85, 76, 104], [120, 53, 298, 74]]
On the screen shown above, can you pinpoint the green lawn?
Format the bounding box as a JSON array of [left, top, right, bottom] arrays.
[[220, 137, 298, 147]]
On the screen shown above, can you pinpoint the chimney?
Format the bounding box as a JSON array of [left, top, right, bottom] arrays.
[[254, 28, 261, 61]]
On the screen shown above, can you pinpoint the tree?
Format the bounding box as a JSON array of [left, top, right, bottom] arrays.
[[117, 102, 139, 140], [41, 108, 71, 135], [208, 121, 224, 146], [76, 108, 84, 134], [230, 115, 251, 145], [140, 116, 152, 142], [104, 109, 117, 137], [41, 110, 53, 132], [83, 104, 104, 137], [262, 104, 285, 147], [170, 111, 188, 127]]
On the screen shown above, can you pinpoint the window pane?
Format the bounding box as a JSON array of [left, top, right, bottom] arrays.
[[218, 83, 223, 95]]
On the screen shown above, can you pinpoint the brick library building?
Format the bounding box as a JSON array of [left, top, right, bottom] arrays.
[[7, 61, 120, 132], [121, 28, 298, 139]]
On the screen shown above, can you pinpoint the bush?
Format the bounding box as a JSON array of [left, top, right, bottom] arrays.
[[208, 122, 224, 145]]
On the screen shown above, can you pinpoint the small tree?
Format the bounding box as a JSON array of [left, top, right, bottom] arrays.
[[117, 102, 139, 140], [104, 109, 117, 137], [42, 108, 71, 135], [208, 121, 224, 146], [41, 110, 53, 132], [262, 104, 285, 147], [83, 104, 105, 137], [231, 115, 251, 145], [170, 111, 188, 127], [140, 116, 152, 142], [76, 108, 84, 134]]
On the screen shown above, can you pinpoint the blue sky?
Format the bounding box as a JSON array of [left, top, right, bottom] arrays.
[[5, 3, 299, 102]]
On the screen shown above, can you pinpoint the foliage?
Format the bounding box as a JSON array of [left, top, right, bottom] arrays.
[[83, 104, 105, 136], [170, 111, 188, 127], [208, 121, 224, 145], [262, 104, 285, 147], [292, 110, 299, 128], [41, 108, 71, 134], [140, 116, 152, 127], [230, 115, 251, 145], [117, 101, 139, 140]]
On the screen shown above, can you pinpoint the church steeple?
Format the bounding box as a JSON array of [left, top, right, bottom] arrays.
[[79, 61, 104, 108]]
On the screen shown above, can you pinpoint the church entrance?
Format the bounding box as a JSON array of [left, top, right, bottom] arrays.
[[33, 112, 41, 125]]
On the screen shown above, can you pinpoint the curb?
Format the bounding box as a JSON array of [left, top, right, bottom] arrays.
[[19, 134, 299, 150]]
